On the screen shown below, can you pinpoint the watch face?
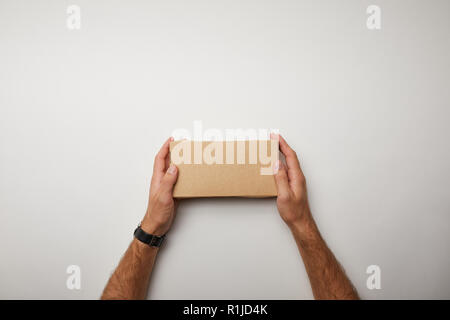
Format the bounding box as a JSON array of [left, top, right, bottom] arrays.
[[150, 237, 162, 247]]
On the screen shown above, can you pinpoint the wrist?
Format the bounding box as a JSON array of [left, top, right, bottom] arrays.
[[141, 210, 168, 236], [141, 218, 167, 237], [287, 208, 317, 238], [140, 221, 165, 237]]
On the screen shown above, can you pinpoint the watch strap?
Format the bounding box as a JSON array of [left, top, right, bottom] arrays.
[[134, 225, 165, 247]]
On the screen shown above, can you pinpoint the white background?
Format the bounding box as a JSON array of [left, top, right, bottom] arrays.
[[1, 0, 449, 299]]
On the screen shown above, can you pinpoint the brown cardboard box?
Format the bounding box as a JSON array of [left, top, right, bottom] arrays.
[[170, 140, 278, 198]]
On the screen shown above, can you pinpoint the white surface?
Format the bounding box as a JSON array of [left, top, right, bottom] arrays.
[[1, 0, 449, 299]]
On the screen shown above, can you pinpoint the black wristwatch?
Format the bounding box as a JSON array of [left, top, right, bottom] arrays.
[[134, 225, 166, 247]]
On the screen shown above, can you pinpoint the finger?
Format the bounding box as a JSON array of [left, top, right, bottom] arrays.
[[273, 160, 290, 197], [158, 164, 179, 196], [153, 137, 174, 183], [165, 151, 171, 171], [279, 135, 303, 177]]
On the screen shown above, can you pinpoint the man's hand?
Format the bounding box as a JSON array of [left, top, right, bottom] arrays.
[[141, 137, 178, 236], [272, 134, 311, 230], [272, 134, 359, 300], [101, 138, 178, 299]]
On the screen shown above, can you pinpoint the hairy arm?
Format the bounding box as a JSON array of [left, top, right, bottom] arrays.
[[272, 134, 359, 300], [101, 137, 178, 300], [101, 239, 158, 299], [289, 210, 358, 299]]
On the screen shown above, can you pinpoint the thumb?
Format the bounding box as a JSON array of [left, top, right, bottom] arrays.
[[159, 164, 179, 195], [273, 160, 290, 197]]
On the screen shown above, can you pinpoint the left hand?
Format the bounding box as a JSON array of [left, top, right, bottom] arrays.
[[141, 137, 179, 236]]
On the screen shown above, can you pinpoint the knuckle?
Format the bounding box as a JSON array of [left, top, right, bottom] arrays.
[[160, 178, 170, 188], [275, 172, 284, 180], [157, 195, 172, 206], [277, 192, 290, 202]]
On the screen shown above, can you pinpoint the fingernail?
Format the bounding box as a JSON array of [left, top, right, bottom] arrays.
[[169, 137, 174, 142], [273, 160, 280, 174], [270, 132, 279, 140], [168, 164, 176, 174]]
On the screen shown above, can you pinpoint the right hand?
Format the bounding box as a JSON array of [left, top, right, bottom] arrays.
[[271, 134, 311, 228]]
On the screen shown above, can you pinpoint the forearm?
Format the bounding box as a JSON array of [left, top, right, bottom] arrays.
[[101, 239, 158, 300], [289, 211, 359, 300]]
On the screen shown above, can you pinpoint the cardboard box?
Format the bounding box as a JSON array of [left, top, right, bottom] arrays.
[[170, 140, 278, 198]]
